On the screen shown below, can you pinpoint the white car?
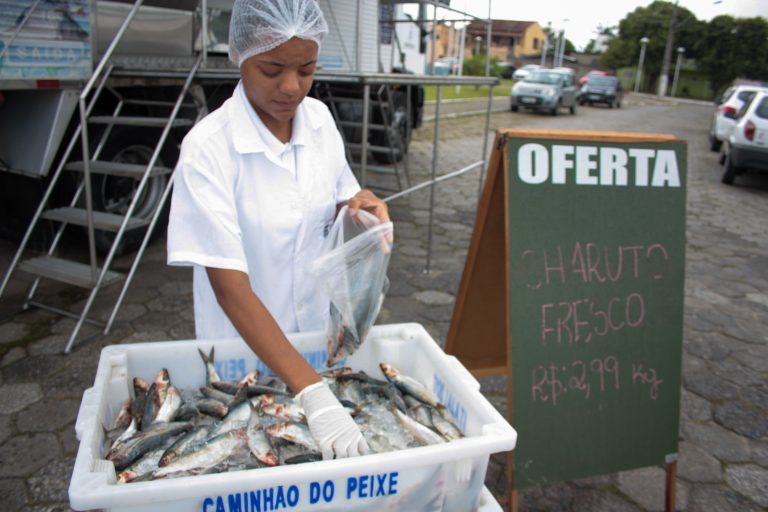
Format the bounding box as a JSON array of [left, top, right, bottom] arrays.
[[512, 64, 542, 81], [709, 84, 767, 152], [720, 90, 768, 184]]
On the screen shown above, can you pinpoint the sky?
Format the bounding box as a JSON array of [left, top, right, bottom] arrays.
[[416, 0, 768, 51]]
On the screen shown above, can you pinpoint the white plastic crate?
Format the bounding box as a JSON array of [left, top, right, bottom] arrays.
[[69, 323, 516, 511]]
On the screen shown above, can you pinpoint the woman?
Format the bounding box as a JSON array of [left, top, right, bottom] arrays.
[[167, 0, 389, 460]]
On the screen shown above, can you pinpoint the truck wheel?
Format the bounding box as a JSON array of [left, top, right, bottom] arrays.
[[91, 127, 177, 256], [721, 151, 738, 185], [372, 90, 410, 164]]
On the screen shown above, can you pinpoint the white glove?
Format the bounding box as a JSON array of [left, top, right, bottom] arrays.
[[296, 381, 370, 460]]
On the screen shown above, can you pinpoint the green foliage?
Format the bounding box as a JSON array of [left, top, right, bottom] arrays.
[[695, 15, 768, 94], [599, 1, 702, 78], [462, 53, 503, 77]]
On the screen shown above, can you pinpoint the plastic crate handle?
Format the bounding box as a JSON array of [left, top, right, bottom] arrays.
[[75, 386, 100, 441]]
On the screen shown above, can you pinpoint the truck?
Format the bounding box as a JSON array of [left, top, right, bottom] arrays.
[[0, 0, 494, 351]]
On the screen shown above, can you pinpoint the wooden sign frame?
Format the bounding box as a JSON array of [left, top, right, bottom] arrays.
[[446, 128, 685, 512]]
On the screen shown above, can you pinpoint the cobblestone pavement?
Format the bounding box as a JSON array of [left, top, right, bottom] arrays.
[[1, 93, 767, 511]]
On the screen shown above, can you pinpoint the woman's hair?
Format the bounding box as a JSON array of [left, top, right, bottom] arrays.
[[229, 0, 328, 67]]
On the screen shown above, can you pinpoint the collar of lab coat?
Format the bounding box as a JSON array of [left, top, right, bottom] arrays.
[[229, 81, 326, 155]]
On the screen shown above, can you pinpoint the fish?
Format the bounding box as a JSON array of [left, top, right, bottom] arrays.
[[109, 418, 137, 450], [246, 405, 278, 466], [193, 398, 228, 419], [430, 410, 464, 441], [117, 447, 167, 484], [211, 370, 260, 394], [107, 421, 193, 471], [131, 377, 150, 428], [380, 363, 447, 416], [393, 408, 446, 446], [246, 384, 292, 398], [111, 399, 133, 431], [200, 386, 235, 405], [208, 400, 252, 438], [198, 347, 220, 385], [261, 401, 305, 423], [284, 452, 322, 465], [153, 386, 181, 424], [159, 425, 211, 467], [337, 379, 365, 405], [152, 429, 248, 478], [154, 369, 171, 408], [265, 422, 319, 452], [404, 395, 434, 428]]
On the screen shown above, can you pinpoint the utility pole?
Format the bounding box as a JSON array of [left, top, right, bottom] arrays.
[[657, 1, 678, 97]]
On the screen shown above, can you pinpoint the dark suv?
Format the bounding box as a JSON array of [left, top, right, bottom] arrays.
[[579, 76, 623, 108]]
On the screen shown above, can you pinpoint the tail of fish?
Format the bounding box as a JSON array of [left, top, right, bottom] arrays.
[[197, 347, 220, 385]]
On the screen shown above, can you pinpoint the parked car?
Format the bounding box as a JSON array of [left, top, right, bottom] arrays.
[[498, 62, 516, 80], [512, 64, 542, 81], [709, 84, 767, 152], [510, 69, 578, 115], [720, 90, 768, 184], [579, 70, 608, 86], [578, 75, 623, 108]]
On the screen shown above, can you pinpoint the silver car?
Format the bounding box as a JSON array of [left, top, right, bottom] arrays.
[[510, 69, 578, 115]]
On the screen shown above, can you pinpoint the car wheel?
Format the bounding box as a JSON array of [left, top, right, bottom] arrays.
[[511, 105, 518, 112], [721, 150, 738, 185], [609, 99, 616, 109], [550, 103, 558, 116], [709, 134, 722, 152], [569, 102, 576, 115]]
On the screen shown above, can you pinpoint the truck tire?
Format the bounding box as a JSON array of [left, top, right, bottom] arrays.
[[91, 127, 177, 256], [372, 90, 410, 164]]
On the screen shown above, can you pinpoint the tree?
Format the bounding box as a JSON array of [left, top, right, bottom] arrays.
[[695, 15, 768, 95], [599, 1, 703, 83], [462, 53, 502, 76]]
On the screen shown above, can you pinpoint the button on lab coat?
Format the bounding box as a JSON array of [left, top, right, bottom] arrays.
[[167, 82, 360, 339]]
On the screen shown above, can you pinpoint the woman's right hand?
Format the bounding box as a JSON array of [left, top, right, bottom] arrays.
[[297, 381, 370, 459]]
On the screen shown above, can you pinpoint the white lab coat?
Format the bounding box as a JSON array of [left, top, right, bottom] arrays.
[[167, 82, 360, 339]]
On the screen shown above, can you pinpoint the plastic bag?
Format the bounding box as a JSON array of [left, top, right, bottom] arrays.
[[311, 206, 393, 367]]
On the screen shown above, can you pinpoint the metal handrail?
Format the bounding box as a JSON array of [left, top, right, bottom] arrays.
[[0, 0, 43, 62], [78, 0, 145, 282]]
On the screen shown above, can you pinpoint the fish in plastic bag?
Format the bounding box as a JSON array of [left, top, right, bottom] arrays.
[[311, 205, 393, 366]]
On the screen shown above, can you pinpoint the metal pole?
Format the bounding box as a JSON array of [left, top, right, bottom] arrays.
[[634, 37, 649, 93], [552, 31, 561, 68], [361, 84, 370, 187], [456, 25, 466, 92], [430, 3, 437, 75], [356, 0, 363, 72], [201, 0, 208, 67], [484, 1, 492, 77], [425, 85, 442, 274], [658, 1, 678, 97], [558, 30, 566, 67], [477, 84, 494, 198], [671, 47, 684, 97], [540, 37, 548, 67]]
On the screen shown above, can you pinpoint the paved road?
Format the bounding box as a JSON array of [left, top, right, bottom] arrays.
[[0, 93, 766, 511]]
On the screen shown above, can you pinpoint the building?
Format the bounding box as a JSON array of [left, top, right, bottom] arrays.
[[426, 19, 547, 69], [464, 20, 546, 64]]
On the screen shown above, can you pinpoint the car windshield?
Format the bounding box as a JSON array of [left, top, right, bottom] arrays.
[[756, 97, 768, 119], [525, 71, 562, 85], [522, 65, 539, 71], [587, 77, 615, 86]]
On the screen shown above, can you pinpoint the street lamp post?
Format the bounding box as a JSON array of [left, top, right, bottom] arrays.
[[634, 36, 650, 93], [474, 35, 482, 56], [671, 46, 685, 97]]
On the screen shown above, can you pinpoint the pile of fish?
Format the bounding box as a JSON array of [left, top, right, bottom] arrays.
[[103, 348, 464, 484]]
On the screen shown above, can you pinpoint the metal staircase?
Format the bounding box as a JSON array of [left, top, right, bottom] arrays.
[[0, 0, 203, 353], [314, 81, 411, 193]]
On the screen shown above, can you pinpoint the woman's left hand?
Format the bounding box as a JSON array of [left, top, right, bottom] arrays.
[[345, 189, 390, 224]]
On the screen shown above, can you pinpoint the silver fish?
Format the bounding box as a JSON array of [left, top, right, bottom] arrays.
[[117, 447, 166, 484], [246, 406, 278, 466], [194, 398, 228, 419], [380, 363, 445, 414], [111, 399, 133, 431], [153, 386, 181, 424], [265, 422, 319, 452], [208, 399, 252, 438], [261, 401, 305, 423], [404, 395, 434, 428], [131, 377, 150, 427], [211, 370, 260, 394], [198, 347, 220, 385], [154, 368, 171, 407], [159, 425, 211, 467], [393, 408, 446, 446], [430, 410, 464, 441], [200, 386, 234, 405], [153, 429, 248, 478], [107, 421, 193, 471]]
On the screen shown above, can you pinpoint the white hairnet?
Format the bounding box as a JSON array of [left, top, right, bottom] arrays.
[[229, 0, 328, 67]]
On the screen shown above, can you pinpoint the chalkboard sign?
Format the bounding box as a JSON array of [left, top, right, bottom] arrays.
[[446, 128, 687, 494]]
